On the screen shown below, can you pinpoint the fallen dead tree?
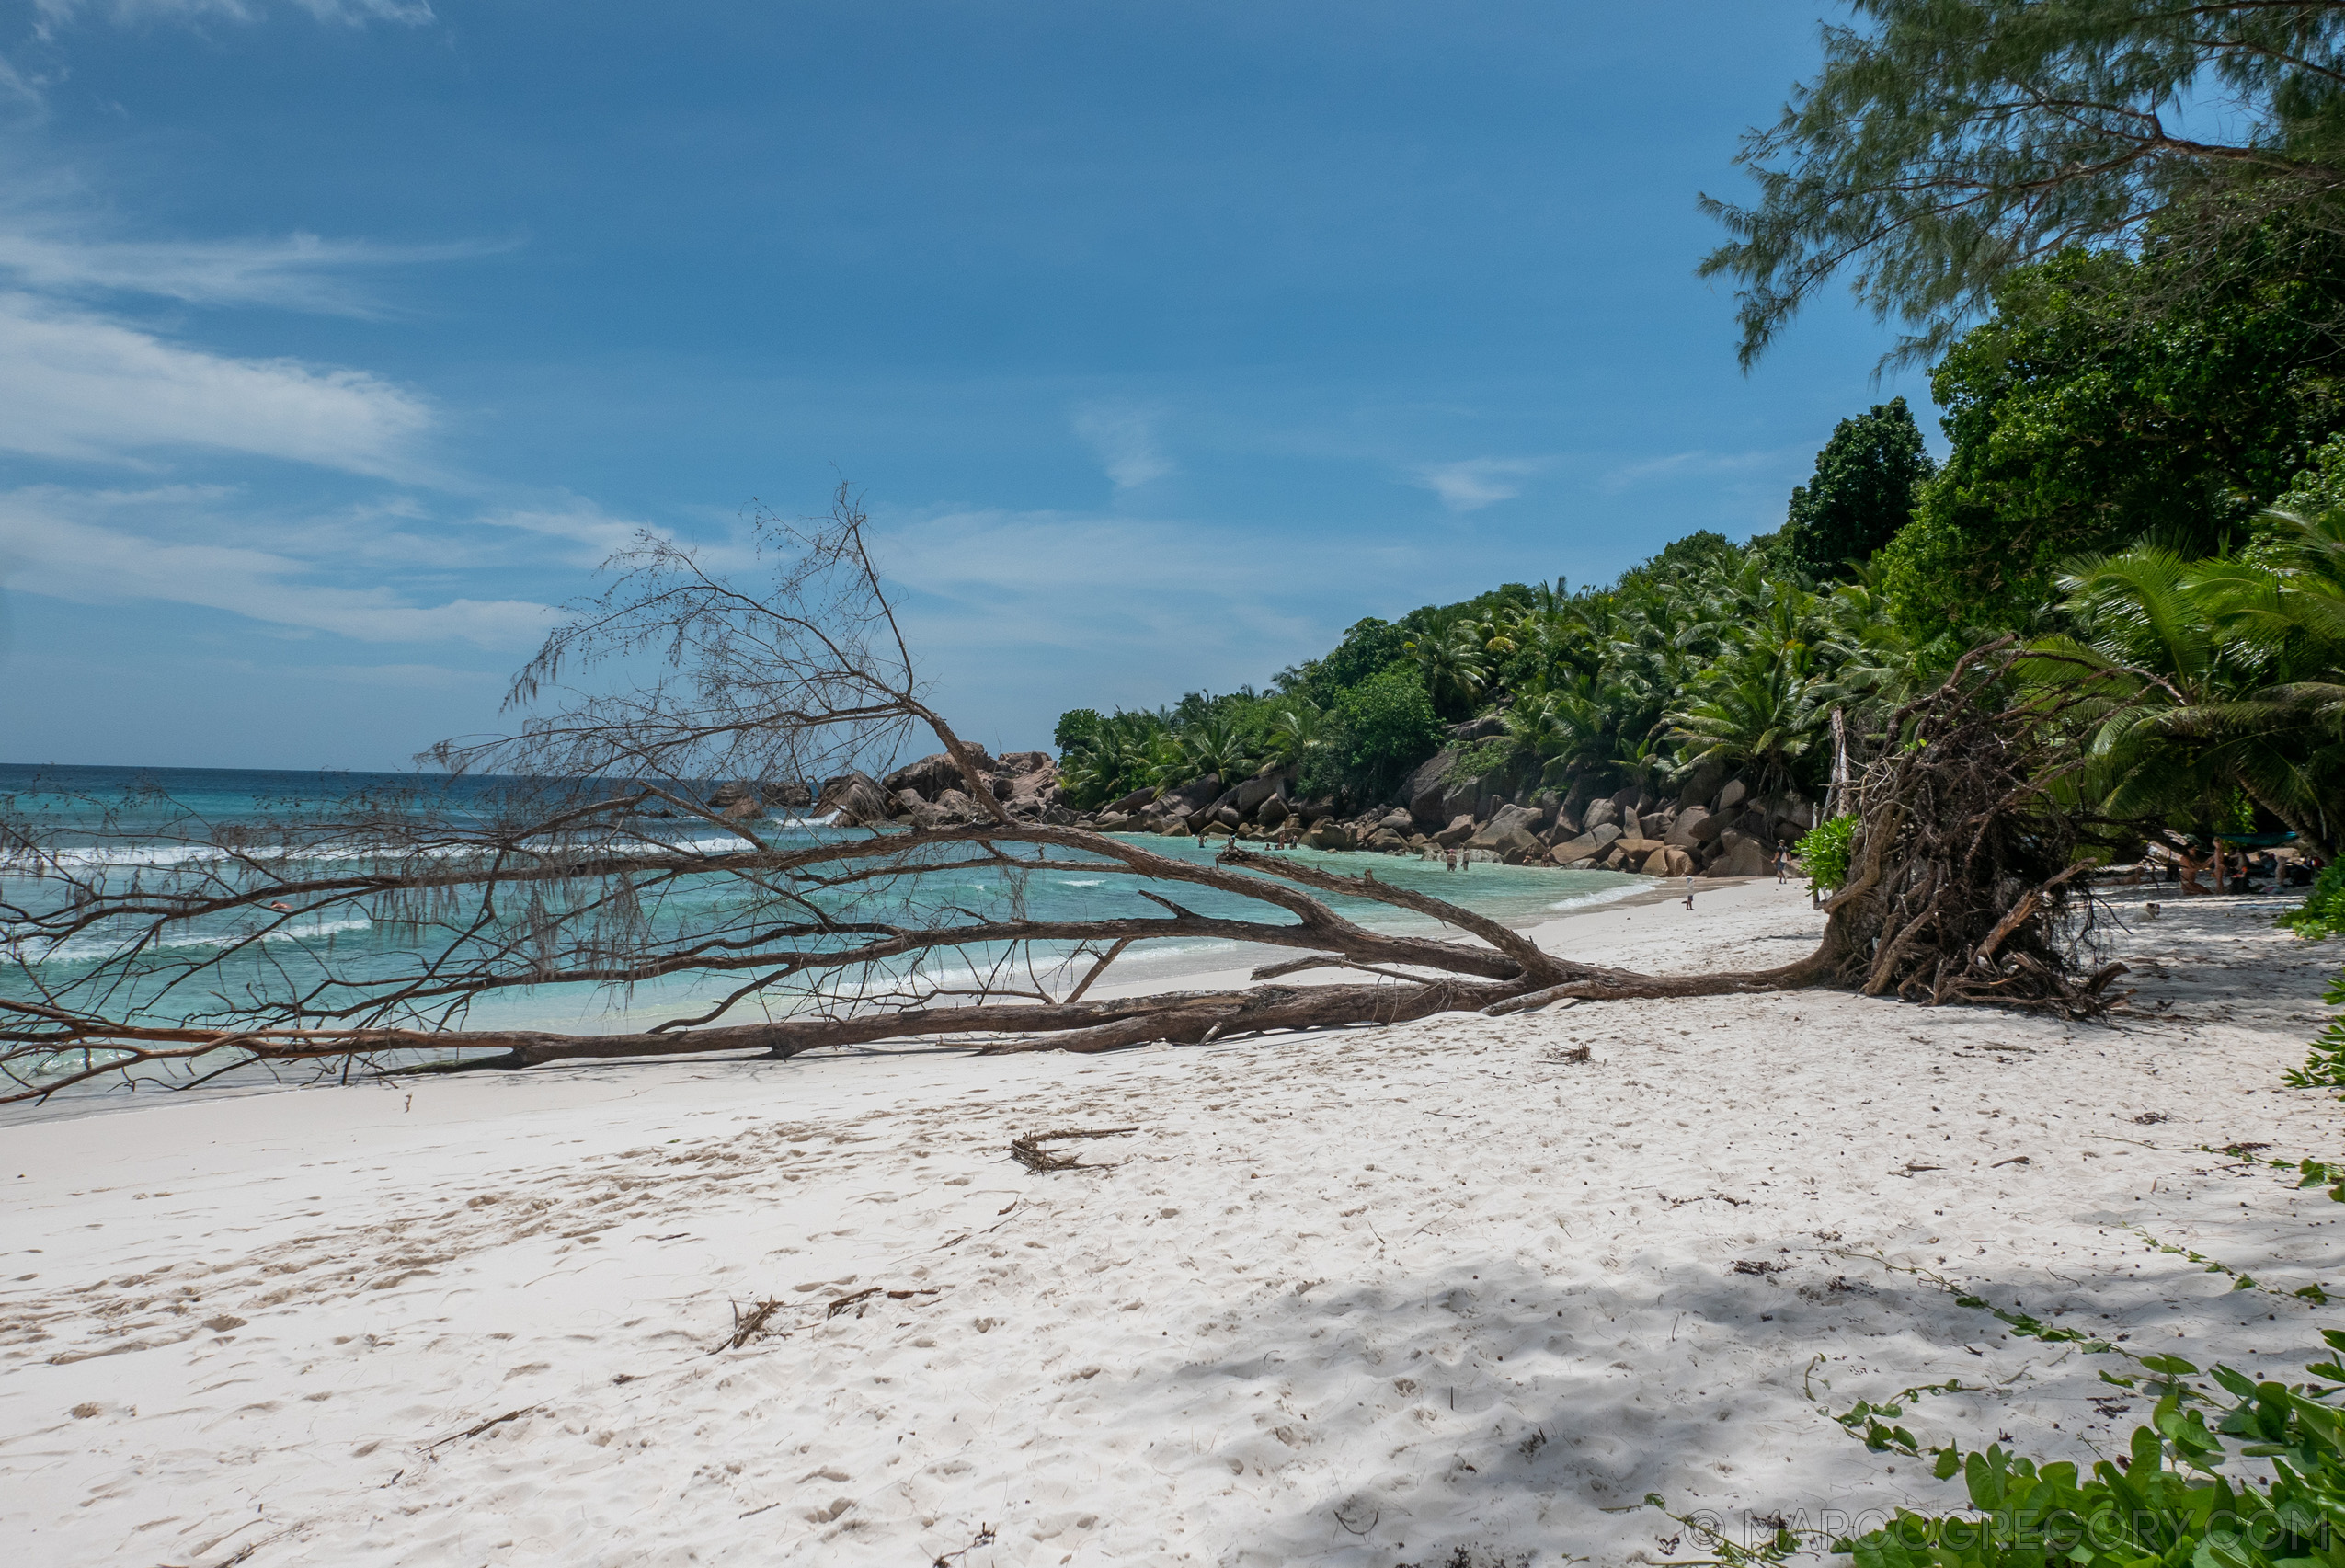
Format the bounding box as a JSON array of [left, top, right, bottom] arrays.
[[0, 499, 2118, 1105]]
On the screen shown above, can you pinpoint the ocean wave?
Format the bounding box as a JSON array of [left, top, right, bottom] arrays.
[[1543, 884, 1648, 913], [9, 916, 375, 967], [1, 830, 829, 875]]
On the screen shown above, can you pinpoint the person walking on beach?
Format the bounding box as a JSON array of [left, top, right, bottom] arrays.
[[1774, 841, 1790, 884], [1682, 873, 1694, 910]]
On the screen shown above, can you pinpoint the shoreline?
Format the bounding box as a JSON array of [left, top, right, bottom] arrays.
[[10, 885, 2332, 1565], [0, 850, 1665, 1128]]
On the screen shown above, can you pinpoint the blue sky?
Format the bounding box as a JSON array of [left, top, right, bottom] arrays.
[[0, 0, 1923, 771]]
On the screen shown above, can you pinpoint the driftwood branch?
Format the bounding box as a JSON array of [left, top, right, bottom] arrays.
[[0, 497, 2117, 1107]]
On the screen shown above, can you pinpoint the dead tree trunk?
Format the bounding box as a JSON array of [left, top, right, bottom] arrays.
[[0, 509, 2120, 1105]]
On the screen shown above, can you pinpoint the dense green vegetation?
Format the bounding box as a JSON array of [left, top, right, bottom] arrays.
[[1763, 397, 1934, 582], [1878, 229, 2345, 635], [1056, 547, 1911, 814], [1058, 242, 2345, 866]]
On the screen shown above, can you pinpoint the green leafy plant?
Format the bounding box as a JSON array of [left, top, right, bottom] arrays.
[[1798, 815, 1858, 896], [1835, 1356, 2345, 1568], [1642, 1494, 1807, 1566], [2281, 969, 2345, 1089], [1314, 666, 1444, 801], [2131, 1226, 2329, 1304], [1443, 738, 1516, 786], [2280, 861, 2345, 942]]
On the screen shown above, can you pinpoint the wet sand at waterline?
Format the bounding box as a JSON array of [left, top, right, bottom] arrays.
[[4, 881, 2339, 1566]]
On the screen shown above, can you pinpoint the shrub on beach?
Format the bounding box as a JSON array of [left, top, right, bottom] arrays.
[[1796, 815, 1856, 897], [2280, 860, 2345, 942], [2283, 967, 2345, 1090]]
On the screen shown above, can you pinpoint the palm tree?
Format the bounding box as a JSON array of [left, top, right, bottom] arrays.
[[2017, 544, 2313, 856], [1261, 697, 1326, 770], [2032, 516, 2345, 857], [1403, 612, 1489, 718], [1175, 712, 1257, 786], [1664, 640, 1827, 799]]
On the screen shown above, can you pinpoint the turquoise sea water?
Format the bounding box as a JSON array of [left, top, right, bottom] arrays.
[[0, 762, 1642, 1101]]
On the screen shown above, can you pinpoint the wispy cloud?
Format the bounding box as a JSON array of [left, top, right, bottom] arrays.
[[1599, 447, 1797, 494], [1070, 402, 1174, 490], [1413, 456, 1541, 513], [0, 292, 432, 475], [32, 1, 433, 30], [0, 486, 551, 646], [472, 501, 664, 565], [0, 226, 498, 315]]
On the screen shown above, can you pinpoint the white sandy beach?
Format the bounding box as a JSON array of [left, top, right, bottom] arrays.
[[5, 879, 2341, 1566]]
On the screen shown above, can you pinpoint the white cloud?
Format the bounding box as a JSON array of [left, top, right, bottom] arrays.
[[473, 502, 668, 566], [0, 226, 495, 314], [0, 292, 431, 475], [32, 1, 431, 29], [1413, 456, 1541, 513], [1070, 402, 1174, 490], [0, 487, 551, 647]]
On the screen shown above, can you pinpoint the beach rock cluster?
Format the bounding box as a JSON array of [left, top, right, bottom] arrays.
[[1058, 746, 1812, 880], [809, 749, 1072, 828], [728, 736, 1805, 881]]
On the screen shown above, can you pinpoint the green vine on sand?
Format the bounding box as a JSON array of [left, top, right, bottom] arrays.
[[1802, 1354, 1972, 1456], [1640, 1495, 1812, 1566], [2213, 1142, 2345, 1204], [1833, 1250, 2119, 1354], [2133, 1224, 2331, 1304]]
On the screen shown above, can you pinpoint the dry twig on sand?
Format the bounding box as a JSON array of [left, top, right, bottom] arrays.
[[719, 1299, 782, 1351], [422, 1405, 537, 1453], [1010, 1127, 1138, 1173]]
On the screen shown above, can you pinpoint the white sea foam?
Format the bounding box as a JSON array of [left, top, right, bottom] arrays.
[[1544, 884, 1649, 912], [2, 830, 815, 875], [10, 916, 375, 966]]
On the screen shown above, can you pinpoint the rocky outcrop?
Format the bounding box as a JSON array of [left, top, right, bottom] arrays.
[[1704, 832, 1769, 878], [1546, 821, 1622, 864], [1448, 715, 1507, 742], [761, 780, 815, 809], [1676, 757, 1728, 809], [885, 750, 986, 801], [1105, 784, 1161, 815], [1234, 769, 1292, 814], [1644, 845, 1696, 877], [932, 788, 986, 824], [818, 772, 891, 826], [1402, 749, 1458, 825], [1467, 809, 1543, 861], [1467, 802, 1540, 851], [1305, 819, 1356, 851]]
